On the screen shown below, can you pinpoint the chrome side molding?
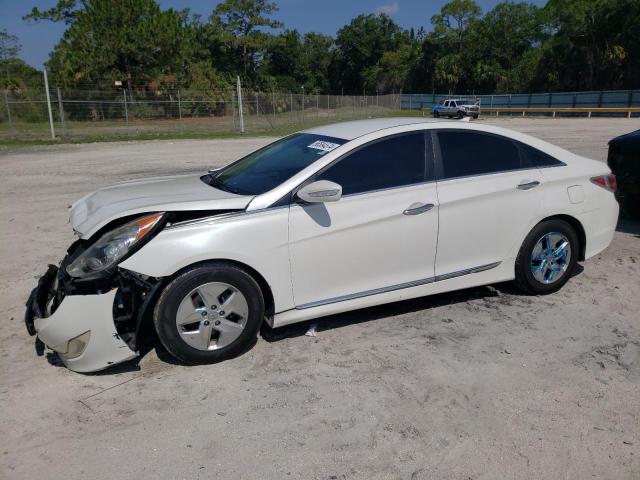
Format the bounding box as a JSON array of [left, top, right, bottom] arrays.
[[296, 261, 502, 310]]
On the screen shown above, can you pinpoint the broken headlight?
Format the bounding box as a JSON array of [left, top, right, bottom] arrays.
[[66, 213, 164, 279]]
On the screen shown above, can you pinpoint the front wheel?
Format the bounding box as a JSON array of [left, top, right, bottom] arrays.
[[456, 110, 465, 119], [433, 111, 440, 118], [153, 263, 264, 364], [514, 219, 578, 295]]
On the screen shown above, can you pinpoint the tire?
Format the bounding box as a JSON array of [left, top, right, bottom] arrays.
[[457, 110, 465, 119], [433, 111, 440, 118], [153, 263, 264, 365], [514, 219, 579, 295], [472, 114, 479, 119]]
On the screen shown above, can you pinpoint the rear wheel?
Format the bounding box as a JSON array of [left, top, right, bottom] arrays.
[[514, 219, 578, 295], [153, 263, 264, 364], [433, 111, 440, 118]]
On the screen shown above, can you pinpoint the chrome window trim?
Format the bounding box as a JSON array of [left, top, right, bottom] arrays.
[[295, 261, 501, 310]]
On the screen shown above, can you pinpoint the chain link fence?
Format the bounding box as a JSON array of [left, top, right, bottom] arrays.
[[0, 85, 402, 141]]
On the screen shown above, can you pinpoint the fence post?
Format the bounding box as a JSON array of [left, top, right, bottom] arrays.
[[177, 89, 182, 120], [123, 89, 129, 127], [236, 76, 245, 133], [43, 69, 56, 140], [232, 90, 236, 130], [316, 94, 319, 119], [3, 90, 14, 137], [255, 91, 259, 117], [272, 91, 276, 123], [290, 92, 293, 123], [56, 87, 66, 138]]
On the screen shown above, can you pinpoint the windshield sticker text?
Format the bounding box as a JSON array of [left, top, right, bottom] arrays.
[[307, 140, 341, 153]]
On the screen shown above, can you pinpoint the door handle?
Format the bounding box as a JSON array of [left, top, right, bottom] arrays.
[[516, 180, 540, 190], [403, 202, 435, 215]]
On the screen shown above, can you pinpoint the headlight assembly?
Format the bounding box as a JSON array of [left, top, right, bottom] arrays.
[[66, 212, 164, 279]]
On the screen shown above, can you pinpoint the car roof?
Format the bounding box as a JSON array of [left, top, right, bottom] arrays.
[[303, 117, 452, 140]]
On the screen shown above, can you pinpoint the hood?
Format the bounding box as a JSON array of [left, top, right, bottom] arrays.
[[70, 174, 254, 238]]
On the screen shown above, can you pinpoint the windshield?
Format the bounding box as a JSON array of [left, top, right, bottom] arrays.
[[208, 133, 347, 195]]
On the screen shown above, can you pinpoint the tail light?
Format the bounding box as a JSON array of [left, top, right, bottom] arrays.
[[590, 174, 617, 193]]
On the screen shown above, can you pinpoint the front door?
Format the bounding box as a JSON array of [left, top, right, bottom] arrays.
[[288, 132, 439, 308]]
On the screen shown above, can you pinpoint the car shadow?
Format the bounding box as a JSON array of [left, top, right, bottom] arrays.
[[261, 282, 502, 343], [616, 217, 640, 236], [261, 266, 586, 343]]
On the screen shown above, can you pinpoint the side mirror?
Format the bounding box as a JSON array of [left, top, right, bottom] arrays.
[[297, 180, 342, 203]]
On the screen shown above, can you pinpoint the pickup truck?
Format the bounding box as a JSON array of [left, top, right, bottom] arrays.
[[432, 99, 480, 119]]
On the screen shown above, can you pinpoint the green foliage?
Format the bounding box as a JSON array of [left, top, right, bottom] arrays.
[[330, 14, 410, 94], [17, 0, 640, 94]]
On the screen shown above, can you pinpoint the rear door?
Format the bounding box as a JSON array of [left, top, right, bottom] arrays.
[[288, 132, 439, 308], [433, 129, 545, 276]]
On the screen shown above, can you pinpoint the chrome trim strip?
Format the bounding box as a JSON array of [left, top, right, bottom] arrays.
[[295, 261, 502, 310], [165, 205, 289, 230]]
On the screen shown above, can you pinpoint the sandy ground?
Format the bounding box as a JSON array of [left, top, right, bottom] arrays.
[[1, 117, 639, 480]]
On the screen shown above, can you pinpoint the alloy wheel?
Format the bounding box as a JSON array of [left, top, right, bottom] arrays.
[[175, 282, 249, 351], [530, 232, 572, 284]]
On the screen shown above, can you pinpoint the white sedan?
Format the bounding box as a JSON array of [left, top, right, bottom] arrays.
[[25, 118, 619, 372]]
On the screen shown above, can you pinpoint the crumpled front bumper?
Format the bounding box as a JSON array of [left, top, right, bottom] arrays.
[[25, 266, 138, 373]]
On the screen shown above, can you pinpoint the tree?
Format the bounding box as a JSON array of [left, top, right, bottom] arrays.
[[534, 0, 640, 90], [210, 0, 283, 78], [465, 1, 546, 92], [24, 0, 84, 24], [37, 0, 196, 89], [0, 29, 22, 83], [330, 14, 409, 94], [431, 0, 481, 53]]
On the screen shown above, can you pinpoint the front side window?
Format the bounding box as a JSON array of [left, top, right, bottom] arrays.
[[316, 132, 427, 196], [437, 130, 520, 179], [209, 133, 347, 195]]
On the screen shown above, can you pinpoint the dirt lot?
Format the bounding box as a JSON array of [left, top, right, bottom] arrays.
[[1, 117, 639, 480]]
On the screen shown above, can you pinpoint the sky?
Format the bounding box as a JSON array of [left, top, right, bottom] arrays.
[[1, 0, 547, 69]]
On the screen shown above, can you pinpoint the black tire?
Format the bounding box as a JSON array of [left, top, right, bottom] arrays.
[[433, 111, 440, 118], [153, 263, 264, 365], [456, 110, 465, 119], [514, 219, 579, 295], [472, 114, 479, 119]]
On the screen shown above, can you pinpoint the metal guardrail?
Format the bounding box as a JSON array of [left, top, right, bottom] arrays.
[[419, 106, 640, 118], [481, 107, 640, 118]]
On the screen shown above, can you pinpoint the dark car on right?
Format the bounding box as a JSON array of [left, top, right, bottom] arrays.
[[608, 129, 640, 218]]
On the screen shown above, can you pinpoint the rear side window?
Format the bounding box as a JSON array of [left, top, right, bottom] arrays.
[[518, 142, 565, 168], [437, 131, 520, 179], [316, 132, 427, 195]]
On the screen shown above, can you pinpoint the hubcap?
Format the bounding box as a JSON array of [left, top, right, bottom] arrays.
[[175, 282, 249, 351], [530, 232, 572, 284]]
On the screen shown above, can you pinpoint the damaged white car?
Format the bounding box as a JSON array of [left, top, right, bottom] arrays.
[[25, 118, 619, 373]]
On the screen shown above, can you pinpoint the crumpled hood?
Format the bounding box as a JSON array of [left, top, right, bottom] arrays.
[[70, 174, 254, 238]]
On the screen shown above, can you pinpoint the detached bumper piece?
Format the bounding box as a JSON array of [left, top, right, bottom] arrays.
[[25, 265, 138, 373]]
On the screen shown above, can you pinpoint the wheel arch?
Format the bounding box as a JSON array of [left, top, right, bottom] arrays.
[[134, 259, 276, 345]]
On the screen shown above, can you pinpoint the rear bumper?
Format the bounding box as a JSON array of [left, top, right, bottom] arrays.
[[25, 266, 137, 373], [579, 197, 619, 259]]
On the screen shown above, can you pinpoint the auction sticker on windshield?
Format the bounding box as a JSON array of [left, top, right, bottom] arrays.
[[307, 140, 341, 153]]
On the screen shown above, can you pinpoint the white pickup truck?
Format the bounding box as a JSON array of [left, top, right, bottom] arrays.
[[432, 99, 480, 119]]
